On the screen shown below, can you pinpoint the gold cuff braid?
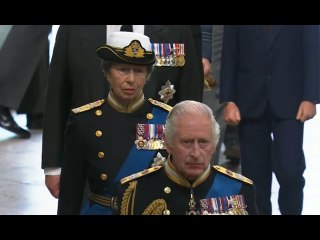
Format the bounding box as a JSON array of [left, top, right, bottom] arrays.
[[142, 199, 167, 215]]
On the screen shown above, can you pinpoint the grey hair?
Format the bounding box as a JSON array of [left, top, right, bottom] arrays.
[[164, 100, 220, 147]]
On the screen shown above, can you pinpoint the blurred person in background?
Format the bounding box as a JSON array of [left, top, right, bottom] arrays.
[[220, 25, 320, 214], [0, 25, 52, 138]]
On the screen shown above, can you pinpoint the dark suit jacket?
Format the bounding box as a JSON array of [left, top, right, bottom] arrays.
[[144, 25, 203, 105], [0, 25, 52, 111], [42, 25, 107, 169], [42, 25, 203, 169], [220, 25, 320, 119]]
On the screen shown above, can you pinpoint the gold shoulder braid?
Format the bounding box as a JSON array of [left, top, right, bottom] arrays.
[[213, 165, 253, 185], [148, 98, 172, 112], [71, 99, 105, 114], [120, 181, 137, 215], [142, 199, 168, 215], [121, 166, 162, 184]]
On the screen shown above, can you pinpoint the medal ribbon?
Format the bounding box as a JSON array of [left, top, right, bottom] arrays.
[[113, 106, 168, 184]]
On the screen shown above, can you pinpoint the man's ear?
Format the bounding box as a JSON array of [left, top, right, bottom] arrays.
[[163, 135, 172, 154]]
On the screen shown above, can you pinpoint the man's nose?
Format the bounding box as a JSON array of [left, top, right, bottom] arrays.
[[191, 143, 201, 158]]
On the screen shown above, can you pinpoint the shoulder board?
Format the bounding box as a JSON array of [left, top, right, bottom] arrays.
[[213, 165, 253, 185], [148, 98, 172, 112], [71, 99, 105, 114], [121, 165, 163, 184]]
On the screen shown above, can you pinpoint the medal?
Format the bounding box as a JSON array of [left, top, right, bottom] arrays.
[[136, 123, 165, 150], [186, 188, 199, 215], [199, 195, 249, 215], [176, 43, 185, 67], [178, 55, 185, 66], [151, 152, 167, 167], [152, 43, 162, 67]]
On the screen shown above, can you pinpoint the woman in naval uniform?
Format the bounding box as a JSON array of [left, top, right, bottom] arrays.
[[58, 32, 172, 215]]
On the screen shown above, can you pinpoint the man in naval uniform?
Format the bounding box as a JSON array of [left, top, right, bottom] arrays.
[[116, 100, 258, 215]]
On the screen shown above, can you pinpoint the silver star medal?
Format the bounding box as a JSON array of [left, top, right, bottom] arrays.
[[158, 80, 176, 103], [151, 152, 167, 167]]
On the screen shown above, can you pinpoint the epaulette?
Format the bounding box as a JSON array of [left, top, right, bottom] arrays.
[[121, 165, 162, 184], [148, 98, 172, 112], [71, 99, 105, 114], [213, 165, 253, 185]]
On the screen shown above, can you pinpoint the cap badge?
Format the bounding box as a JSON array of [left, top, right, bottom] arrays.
[[124, 40, 145, 58]]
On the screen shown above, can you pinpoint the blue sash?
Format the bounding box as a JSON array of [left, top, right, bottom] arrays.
[[206, 173, 242, 198], [113, 106, 168, 183], [82, 106, 168, 215]]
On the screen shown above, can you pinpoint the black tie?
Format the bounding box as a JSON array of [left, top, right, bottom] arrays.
[[120, 25, 133, 32]]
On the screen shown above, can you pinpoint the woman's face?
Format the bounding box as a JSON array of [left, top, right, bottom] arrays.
[[107, 63, 148, 104]]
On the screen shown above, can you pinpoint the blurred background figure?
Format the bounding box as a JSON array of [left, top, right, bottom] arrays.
[[220, 25, 320, 215], [201, 25, 240, 167], [0, 25, 52, 138]]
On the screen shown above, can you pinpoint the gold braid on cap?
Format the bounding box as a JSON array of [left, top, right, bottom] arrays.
[[142, 199, 168, 215], [120, 181, 137, 215]]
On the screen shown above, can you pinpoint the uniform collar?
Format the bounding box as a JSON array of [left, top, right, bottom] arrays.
[[164, 157, 211, 188], [107, 91, 145, 113]]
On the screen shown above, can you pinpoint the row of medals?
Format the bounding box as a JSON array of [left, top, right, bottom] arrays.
[[152, 43, 185, 67], [199, 195, 249, 215], [135, 124, 165, 150], [136, 138, 165, 150], [155, 54, 185, 67]]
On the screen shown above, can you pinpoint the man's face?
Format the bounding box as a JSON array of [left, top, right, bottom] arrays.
[[165, 113, 216, 181]]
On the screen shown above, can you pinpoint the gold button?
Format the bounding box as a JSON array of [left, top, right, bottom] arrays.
[[100, 174, 108, 181], [163, 209, 170, 215], [146, 113, 153, 120], [164, 187, 171, 194], [95, 110, 102, 116], [98, 152, 105, 158], [95, 130, 102, 137]]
